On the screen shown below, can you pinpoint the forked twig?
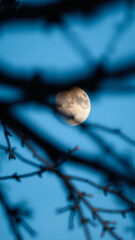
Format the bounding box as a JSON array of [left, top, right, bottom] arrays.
[[1, 121, 15, 159]]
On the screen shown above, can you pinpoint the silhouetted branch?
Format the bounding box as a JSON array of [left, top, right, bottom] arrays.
[[0, 187, 35, 240], [0, 121, 135, 240], [0, 61, 135, 98], [0, 168, 47, 181], [59, 175, 123, 240], [1, 126, 133, 240], [1, 110, 135, 187], [0, 0, 131, 25], [73, 187, 122, 240], [69, 155, 135, 187], [66, 175, 135, 206], [95, 207, 135, 215], [0, 144, 44, 169], [87, 123, 135, 147], [14, 130, 53, 169], [1, 121, 15, 159], [0, 1, 135, 239], [76, 200, 92, 240]]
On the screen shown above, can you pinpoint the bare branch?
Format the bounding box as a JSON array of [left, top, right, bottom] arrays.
[[66, 175, 135, 206], [88, 123, 135, 147], [95, 207, 135, 216], [1, 121, 15, 160], [0, 167, 47, 181], [0, 187, 35, 240]]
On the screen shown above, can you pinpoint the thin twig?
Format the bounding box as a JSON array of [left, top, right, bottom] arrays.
[[72, 184, 122, 240], [0, 188, 22, 240], [0, 127, 132, 240], [95, 207, 135, 216], [76, 200, 92, 240], [58, 174, 122, 240], [88, 123, 135, 147], [1, 121, 15, 159], [0, 144, 45, 169], [14, 130, 53, 169], [66, 175, 134, 206], [0, 168, 47, 181]]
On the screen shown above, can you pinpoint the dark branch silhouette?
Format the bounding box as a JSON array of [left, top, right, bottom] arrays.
[[0, 0, 133, 24], [0, 187, 35, 240], [0, 0, 135, 240]]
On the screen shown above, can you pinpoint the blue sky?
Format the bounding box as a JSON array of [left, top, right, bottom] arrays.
[[0, 1, 135, 240]]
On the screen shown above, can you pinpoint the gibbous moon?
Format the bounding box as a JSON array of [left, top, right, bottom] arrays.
[[55, 87, 91, 126]]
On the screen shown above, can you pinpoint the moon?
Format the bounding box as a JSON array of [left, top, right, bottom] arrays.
[[55, 87, 91, 126]]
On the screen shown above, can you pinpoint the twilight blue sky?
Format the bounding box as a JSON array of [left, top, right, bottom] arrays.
[[0, 1, 135, 240]]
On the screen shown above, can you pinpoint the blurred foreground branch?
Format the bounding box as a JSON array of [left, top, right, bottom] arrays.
[[0, 0, 135, 240]]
